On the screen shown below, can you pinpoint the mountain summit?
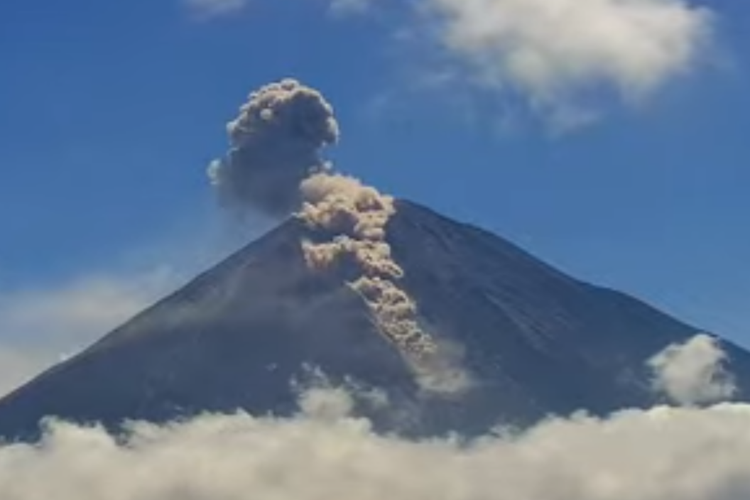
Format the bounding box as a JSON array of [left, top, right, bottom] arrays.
[[0, 76, 746, 442], [1, 199, 749, 440]]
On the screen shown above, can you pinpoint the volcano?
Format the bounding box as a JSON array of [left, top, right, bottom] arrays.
[[1, 200, 749, 440]]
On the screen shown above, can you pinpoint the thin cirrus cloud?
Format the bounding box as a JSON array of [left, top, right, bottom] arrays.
[[185, 0, 249, 18], [329, 0, 372, 16], [184, 0, 371, 18]]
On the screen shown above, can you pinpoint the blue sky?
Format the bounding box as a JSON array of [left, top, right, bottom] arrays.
[[1, 0, 749, 391]]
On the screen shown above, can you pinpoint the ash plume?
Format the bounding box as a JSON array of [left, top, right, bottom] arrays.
[[297, 172, 472, 394], [298, 173, 437, 359], [209, 79, 469, 394], [208, 79, 340, 215]]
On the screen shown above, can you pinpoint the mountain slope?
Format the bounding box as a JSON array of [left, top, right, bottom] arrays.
[[1, 200, 748, 440]]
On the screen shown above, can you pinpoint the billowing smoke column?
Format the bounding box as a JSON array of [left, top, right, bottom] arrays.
[[208, 79, 340, 215], [298, 173, 437, 358], [209, 79, 466, 392]]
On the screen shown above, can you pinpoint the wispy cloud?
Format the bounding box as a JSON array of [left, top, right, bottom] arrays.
[[329, 0, 372, 16], [185, 0, 249, 19], [0, 268, 180, 396], [649, 333, 737, 406], [0, 347, 43, 398], [0, 204, 268, 398]]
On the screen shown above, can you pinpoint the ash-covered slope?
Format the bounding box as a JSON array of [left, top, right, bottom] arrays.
[[1, 200, 749, 440]]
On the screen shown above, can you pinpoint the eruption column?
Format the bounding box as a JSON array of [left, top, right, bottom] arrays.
[[209, 79, 471, 392]]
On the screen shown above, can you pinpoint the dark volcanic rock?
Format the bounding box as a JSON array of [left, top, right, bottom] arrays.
[[1, 200, 749, 440]]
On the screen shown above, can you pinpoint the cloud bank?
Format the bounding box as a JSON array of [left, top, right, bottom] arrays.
[[2, 385, 750, 500], [649, 333, 737, 406]]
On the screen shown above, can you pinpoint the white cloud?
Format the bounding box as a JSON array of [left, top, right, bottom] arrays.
[[0, 268, 179, 397], [185, 0, 249, 18], [423, 0, 714, 124], [1, 385, 750, 500], [649, 334, 737, 406]]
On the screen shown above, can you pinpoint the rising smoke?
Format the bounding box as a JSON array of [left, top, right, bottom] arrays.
[[209, 79, 469, 394], [298, 174, 436, 357], [208, 79, 340, 215]]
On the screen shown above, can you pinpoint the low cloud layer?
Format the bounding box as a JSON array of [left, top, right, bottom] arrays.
[[649, 333, 737, 406], [2, 384, 750, 500]]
